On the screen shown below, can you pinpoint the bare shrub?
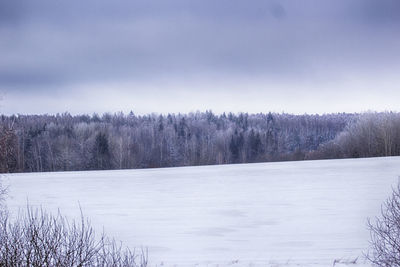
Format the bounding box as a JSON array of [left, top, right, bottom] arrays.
[[367, 182, 400, 266], [0, 206, 147, 267]]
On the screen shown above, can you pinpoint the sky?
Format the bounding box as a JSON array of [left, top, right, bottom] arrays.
[[0, 0, 399, 115]]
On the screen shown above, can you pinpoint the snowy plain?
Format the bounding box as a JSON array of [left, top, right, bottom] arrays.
[[3, 156, 400, 267]]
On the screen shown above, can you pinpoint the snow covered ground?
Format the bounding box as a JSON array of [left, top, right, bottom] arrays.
[[3, 157, 400, 266]]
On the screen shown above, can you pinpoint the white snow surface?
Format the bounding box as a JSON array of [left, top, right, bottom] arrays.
[[4, 157, 400, 266]]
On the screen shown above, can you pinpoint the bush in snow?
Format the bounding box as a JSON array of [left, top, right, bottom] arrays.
[[0, 179, 147, 267], [367, 182, 400, 266], [0, 207, 148, 267]]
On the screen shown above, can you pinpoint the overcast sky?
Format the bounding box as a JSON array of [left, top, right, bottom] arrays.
[[1, 0, 399, 115]]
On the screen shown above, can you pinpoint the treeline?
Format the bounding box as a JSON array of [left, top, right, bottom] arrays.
[[0, 111, 353, 173], [309, 112, 400, 160]]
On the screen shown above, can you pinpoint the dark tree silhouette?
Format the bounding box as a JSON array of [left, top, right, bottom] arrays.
[[91, 132, 111, 170]]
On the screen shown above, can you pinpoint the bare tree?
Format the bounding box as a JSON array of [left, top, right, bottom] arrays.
[[366, 182, 400, 266], [0, 118, 18, 173]]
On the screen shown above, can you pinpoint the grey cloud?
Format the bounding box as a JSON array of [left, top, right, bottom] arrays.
[[356, 0, 400, 23], [0, 0, 400, 92], [0, 0, 25, 26], [269, 2, 286, 19]]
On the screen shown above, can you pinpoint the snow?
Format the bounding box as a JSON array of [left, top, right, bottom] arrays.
[[4, 157, 400, 266]]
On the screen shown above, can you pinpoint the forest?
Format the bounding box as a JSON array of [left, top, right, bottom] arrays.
[[0, 111, 399, 173]]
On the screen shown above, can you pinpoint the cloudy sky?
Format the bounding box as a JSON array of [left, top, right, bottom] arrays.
[[0, 0, 399, 115]]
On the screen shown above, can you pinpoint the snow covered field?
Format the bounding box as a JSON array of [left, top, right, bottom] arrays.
[[4, 157, 400, 266]]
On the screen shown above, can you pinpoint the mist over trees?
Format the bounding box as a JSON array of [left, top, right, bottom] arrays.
[[0, 111, 356, 173]]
